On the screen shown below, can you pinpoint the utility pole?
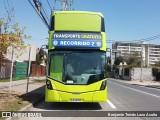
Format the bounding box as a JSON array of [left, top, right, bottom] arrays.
[[26, 46, 31, 97], [9, 47, 14, 94], [140, 46, 143, 82]]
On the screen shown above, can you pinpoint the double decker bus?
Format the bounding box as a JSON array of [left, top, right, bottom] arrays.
[[45, 11, 107, 102]]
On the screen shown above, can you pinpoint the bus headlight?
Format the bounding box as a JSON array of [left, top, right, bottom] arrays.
[[46, 80, 53, 90], [100, 80, 107, 90]]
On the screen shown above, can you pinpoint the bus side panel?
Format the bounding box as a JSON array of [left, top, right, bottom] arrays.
[[100, 32, 106, 51]]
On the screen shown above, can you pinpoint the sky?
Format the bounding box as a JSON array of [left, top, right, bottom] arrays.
[[0, 0, 160, 49]]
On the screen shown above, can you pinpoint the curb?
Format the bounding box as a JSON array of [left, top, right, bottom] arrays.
[[137, 85, 160, 89], [110, 78, 160, 90], [5, 95, 45, 120]]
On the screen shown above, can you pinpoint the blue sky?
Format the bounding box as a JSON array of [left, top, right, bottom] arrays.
[[0, 0, 160, 48]]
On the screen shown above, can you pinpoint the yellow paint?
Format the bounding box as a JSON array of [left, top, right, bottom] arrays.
[[45, 78, 107, 102]]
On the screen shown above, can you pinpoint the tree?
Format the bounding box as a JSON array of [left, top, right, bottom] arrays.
[[125, 53, 141, 67], [0, 16, 31, 68], [113, 53, 141, 69], [114, 56, 124, 65], [36, 48, 47, 65], [154, 61, 160, 67]]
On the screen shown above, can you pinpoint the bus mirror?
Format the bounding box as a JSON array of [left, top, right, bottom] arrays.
[[41, 44, 48, 49]]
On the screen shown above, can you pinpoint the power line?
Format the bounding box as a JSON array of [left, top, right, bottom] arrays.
[[27, 0, 50, 30], [33, 0, 50, 29], [107, 34, 160, 43], [139, 34, 160, 42], [47, 0, 53, 12], [38, 0, 50, 22], [41, 5, 50, 22]]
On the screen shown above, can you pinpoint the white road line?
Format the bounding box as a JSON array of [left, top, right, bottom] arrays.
[[107, 99, 117, 109], [109, 81, 160, 99]]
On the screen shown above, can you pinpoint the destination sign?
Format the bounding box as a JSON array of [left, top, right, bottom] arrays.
[[53, 33, 102, 40], [52, 40, 102, 48]]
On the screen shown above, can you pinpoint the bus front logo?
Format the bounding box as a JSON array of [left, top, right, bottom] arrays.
[[53, 40, 58, 46], [96, 42, 101, 47]]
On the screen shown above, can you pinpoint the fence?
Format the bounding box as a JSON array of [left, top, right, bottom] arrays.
[[0, 61, 46, 80], [31, 63, 46, 77], [0, 62, 12, 79]]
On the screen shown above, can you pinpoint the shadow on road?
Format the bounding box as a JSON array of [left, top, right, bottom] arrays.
[[19, 85, 45, 104], [34, 98, 102, 110], [20, 85, 102, 110]]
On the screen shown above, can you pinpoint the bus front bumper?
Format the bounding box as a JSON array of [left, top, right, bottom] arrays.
[[45, 88, 107, 102]]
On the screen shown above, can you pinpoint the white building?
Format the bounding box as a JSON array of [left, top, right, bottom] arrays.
[[112, 42, 160, 66], [6, 44, 37, 62]]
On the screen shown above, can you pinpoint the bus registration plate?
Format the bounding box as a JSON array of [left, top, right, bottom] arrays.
[[70, 98, 83, 102]]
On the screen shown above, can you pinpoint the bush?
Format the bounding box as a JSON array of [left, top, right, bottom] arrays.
[[152, 68, 158, 76], [152, 68, 160, 81]]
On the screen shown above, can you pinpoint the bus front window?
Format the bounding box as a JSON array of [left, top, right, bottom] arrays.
[[49, 51, 107, 85]]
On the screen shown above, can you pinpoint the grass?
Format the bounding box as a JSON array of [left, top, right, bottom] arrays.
[[0, 88, 44, 111], [0, 91, 43, 120]]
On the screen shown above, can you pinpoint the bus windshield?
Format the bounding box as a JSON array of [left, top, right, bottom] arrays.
[[49, 51, 107, 85]]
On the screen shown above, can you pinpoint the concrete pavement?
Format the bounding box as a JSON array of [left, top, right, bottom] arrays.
[[0, 77, 46, 95]]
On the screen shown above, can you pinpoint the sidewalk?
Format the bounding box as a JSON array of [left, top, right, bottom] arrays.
[[0, 77, 46, 95], [110, 78, 160, 89]]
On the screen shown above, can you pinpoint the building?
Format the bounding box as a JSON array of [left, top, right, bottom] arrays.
[[112, 42, 160, 66], [6, 44, 37, 62]]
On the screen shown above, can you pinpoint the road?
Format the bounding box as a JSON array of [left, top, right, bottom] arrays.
[[19, 79, 160, 120]]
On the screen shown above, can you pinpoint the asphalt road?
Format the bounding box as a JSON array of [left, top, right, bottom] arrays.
[[18, 79, 160, 120]]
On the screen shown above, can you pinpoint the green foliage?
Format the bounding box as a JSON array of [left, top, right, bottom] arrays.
[[35, 48, 47, 65], [152, 67, 160, 81], [114, 56, 124, 65], [114, 54, 141, 67], [152, 67, 159, 76], [154, 61, 160, 67], [125, 54, 141, 67], [106, 64, 111, 72], [0, 15, 31, 68]]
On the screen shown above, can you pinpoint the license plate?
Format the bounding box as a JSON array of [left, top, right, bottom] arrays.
[[70, 98, 83, 102]]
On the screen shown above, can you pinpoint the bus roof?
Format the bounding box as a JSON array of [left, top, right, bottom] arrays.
[[52, 11, 104, 18]]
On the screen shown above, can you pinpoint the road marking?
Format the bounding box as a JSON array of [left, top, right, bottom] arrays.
[[107, 99, 116, 109], [109, 81, 160, 99]]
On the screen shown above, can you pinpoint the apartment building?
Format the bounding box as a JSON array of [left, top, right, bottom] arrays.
[[112, 42, 160, 66]]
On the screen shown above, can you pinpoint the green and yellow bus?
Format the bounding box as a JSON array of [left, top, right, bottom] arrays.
[[45, 11, 107, 102]]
